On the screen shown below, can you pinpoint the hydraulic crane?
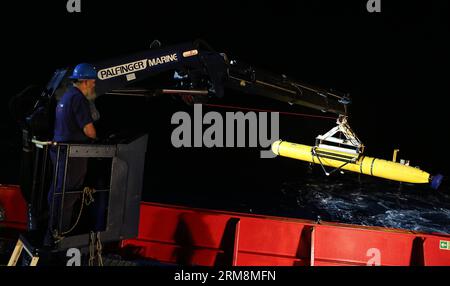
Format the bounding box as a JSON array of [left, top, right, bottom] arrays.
[[1, 39, 443, 266], [15, 39, 442, 213]]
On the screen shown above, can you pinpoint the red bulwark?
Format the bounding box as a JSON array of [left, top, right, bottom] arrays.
[[0, 185, 27, 230], [122, 202, 450, 266], [2, 185, 449, 265]]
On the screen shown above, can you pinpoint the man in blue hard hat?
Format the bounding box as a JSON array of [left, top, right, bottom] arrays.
[[55, 63, 98, 142], [46, 63, 98, 244]]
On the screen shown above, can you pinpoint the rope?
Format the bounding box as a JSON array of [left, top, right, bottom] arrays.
[[203, 103, 337, 120], [54, 187, 95, 242], [50, 186, 104, 266]]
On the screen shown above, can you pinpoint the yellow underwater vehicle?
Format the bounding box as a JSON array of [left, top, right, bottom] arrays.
[[272, 116, 443, 189]]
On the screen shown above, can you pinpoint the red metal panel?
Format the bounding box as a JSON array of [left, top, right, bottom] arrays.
[[137, 206, 237, 249], [0, 185, 27, 230], [422, 236, 450, 266], [122, 202, 450, 266], [130, 204, 247, 265], [237, 219, 305, 257], [129, 203, 314, 266], [123, 203, 310, 265], [313, 226, 415, 265]]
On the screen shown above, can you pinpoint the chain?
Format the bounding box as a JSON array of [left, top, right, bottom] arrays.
[[89, 231, 96, 266], [89, 231, 103, 266], [96, 232, 103, 266], [88, 231, 103, 266]]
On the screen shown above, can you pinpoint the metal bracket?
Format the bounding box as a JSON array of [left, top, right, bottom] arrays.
[[312, 147, 351, 176], [313, 116, 363, 176], [315, 115, 364, 157]]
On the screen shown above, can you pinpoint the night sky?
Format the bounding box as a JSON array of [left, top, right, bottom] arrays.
[[1, 1, 449, 202]]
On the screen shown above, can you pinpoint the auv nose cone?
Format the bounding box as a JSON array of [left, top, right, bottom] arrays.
[[431, 174, 444, 190]]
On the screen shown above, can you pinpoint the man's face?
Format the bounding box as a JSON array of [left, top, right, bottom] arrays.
[[84, 79, 97, 101]]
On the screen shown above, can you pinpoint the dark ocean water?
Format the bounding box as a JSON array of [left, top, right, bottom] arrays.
[[260, 174, 450, 235]]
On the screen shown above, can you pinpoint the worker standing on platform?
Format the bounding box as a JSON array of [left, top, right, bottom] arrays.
[[45, 63, 97, 244]]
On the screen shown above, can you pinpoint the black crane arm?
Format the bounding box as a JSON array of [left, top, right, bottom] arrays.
[[225, 60, 349, 115], [22, 40, 350, 140], [59, 40, 350, 115]]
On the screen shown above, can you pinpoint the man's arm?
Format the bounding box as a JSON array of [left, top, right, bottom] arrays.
[[72, 93, 97, 140], [83, 123, 97, 139]]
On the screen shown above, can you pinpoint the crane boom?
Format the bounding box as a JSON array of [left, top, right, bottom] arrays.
[[85, 40, 350, 115]]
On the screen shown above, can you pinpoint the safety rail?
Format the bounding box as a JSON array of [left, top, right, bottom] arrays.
[[27, 134, 148, 250]]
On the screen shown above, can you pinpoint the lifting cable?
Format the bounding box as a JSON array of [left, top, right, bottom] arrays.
[[203, 103, 337, 120]]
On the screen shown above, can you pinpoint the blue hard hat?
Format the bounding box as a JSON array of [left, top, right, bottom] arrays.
[[69, 63, 97, 80]]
